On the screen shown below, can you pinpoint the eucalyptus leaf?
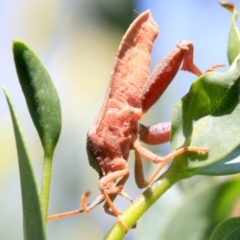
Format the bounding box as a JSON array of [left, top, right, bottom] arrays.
[[171, 60, 240, 175], [13, 40, 61, 159], [2, 88, 45, 240]]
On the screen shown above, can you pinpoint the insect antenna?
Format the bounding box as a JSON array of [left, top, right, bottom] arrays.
[[47, 192, 105, 220]]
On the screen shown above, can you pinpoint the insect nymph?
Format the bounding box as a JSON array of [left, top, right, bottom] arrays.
[[48, 10, 210, 231]]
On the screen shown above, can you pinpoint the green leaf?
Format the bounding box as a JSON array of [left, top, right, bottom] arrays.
[[211, 217, 240, 240], [219, 0, 240, 65], [159, 178, 240, 240], [194, 147, 240, 175], [13, 40, 61, 158], [2, 88, 45, 240], [171, 59, 240, 175], [13, 40, 62, 222]]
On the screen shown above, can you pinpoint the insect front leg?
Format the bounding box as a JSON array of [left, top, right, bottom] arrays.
[[102, 171, 132, 216], [133, 140, 209, 189], [98, 167, 133, 231]]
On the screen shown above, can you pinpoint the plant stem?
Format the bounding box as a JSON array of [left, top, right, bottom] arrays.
[[41, 154, 53, 228], [104, 167, 184, 240]]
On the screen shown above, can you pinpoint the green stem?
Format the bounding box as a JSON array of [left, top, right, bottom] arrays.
[[41, 154, 53, 228], [104, 167, 184, 240]]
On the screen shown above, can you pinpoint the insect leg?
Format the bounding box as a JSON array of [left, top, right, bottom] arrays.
[[133, 140, 209, 188]]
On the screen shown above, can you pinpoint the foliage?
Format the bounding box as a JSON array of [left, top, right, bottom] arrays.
[[2, 1, 240, 239]]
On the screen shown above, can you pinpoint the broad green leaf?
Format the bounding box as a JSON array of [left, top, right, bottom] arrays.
[[13, 40, 62, 221], [225, 228, 240, 240], [211, 217, 240, 240], [2, 88, 45, 240], [159, 178, 240, 240], [13, 40, 61, 158], [194, 147, 240, 175], [171, 60, 240, 175], [219, 0, 240, 65], [196, 54, 240, 175]]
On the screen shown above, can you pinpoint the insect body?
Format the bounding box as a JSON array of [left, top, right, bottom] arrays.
[[48, 10, 211, 230], [85, 11, 207, 219]]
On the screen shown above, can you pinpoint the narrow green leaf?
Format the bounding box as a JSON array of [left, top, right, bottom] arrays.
[[211, 217, 240, 240], [171, 60, 240, 175], [2, 88, 45, 240], [13, 40, 61, 158], [160, 178, 240, 240], [13, 40, 62, 221]]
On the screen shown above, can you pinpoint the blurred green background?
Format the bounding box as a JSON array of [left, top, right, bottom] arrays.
[[0, 0, 240, 239]]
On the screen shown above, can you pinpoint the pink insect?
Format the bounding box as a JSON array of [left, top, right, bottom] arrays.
[[48, 10, 221, 231]]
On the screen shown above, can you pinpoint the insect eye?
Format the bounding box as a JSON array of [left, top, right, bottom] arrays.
[[86, 137, 103, 177]]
